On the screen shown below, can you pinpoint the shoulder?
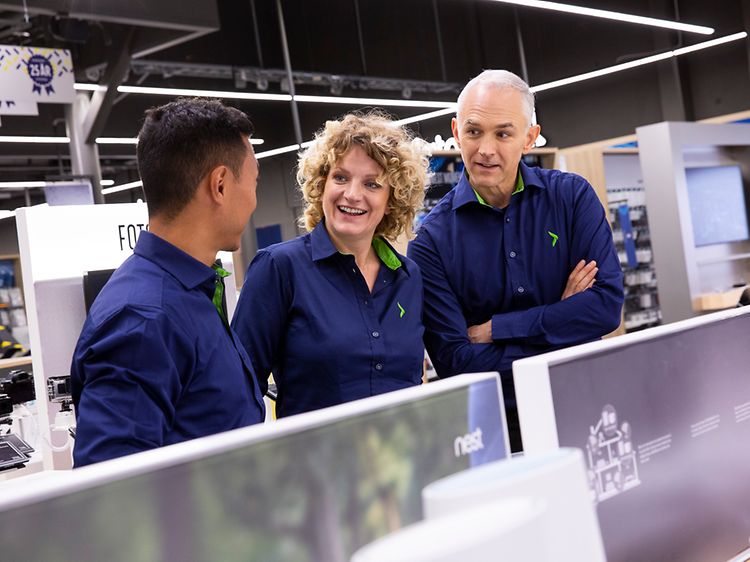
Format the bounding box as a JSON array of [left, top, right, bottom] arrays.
[[396, 252, 423, 282], [531, 166, 594, 196], [87, 256, 166, 325], [253, 235, 310, 268], [419, 189, 456, 231]]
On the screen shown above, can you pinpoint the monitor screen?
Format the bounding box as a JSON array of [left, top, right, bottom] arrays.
[[0, 373, 508, 561], [515, 308, 750, 562], [685, 165, 749, 247], [83, 269, 116, 314]]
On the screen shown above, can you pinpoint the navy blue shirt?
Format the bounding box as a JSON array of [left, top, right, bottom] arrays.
[[408, 162, 623, 378], [71, 231, 265, 467], [232, 222, 424, 417]]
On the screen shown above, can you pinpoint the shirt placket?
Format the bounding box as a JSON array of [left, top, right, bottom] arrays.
[[503, 202, 528, 300], [343, 256, 387, 393]]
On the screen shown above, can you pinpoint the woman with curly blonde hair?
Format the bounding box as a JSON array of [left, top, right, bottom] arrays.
[[233, 112, 429, 417]]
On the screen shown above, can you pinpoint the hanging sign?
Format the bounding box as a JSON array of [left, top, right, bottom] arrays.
[[0, 45, 75, 103]]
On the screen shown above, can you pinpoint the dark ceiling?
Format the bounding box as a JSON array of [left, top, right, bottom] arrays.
[[0, 0, 749, 210]]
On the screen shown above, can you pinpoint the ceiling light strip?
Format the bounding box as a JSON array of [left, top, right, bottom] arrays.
[[0, 136, 70, 143], [0, 181, 47, 188], [488, 0, 714, 35], [530, 31, 746, 93], [101, 180, 143, 195], [73, 83, 453, 109]]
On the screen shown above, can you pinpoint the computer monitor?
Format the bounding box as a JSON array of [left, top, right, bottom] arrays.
[[82, 269, 116, 314], [685, 165, 749, 247], [0, 372, 509, 561], [514, 306, 750, 562]]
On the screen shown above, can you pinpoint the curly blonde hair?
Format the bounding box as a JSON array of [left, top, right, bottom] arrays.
[[297, 111, 428, 241]]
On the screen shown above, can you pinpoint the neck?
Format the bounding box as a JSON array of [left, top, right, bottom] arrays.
[[471, 166, 519, 209], [325, 225, 377, 269], [149, 214, 219, 267]]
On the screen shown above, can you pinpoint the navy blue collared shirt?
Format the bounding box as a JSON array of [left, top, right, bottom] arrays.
[[232, 222, 424, 417], [408, 161, 623, 378], [71, 231, 265, 467]]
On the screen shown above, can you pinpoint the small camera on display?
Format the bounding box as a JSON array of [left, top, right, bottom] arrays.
[[0, 370, 35, 405], [47, 375, 72, 403]]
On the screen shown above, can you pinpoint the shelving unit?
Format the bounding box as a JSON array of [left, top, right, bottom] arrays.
[[0, 255, 28, 350], [607, 187, 662, 332]]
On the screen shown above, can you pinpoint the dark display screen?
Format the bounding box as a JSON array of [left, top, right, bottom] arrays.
[[549, 314, 750, 562]]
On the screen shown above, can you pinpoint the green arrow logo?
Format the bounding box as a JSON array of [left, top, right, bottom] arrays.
[[547, 231, 559, 247], [397, 302, 405, 318]]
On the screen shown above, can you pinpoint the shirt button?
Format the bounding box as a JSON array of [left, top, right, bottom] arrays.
[[509, 251, 517, 258], [518, 286, 525, 294], [372, 331, 380, 338], [364, 299, 369, 305], [506, 217, 511, 223], [352, 268, 357, 274], [375, 363, 383, 371]]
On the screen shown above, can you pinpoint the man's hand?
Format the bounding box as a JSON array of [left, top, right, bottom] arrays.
[[562, 260, 598, 300], [468, 320, 492, 344]]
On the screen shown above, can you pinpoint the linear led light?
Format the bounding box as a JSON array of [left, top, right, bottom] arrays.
[[95, 137, 138, 144], [530, 31, 746, 93], [255, 140, 313, 160], [0, 136, 264, 145], [0, 136, 69, 143], [101, 179, 115, 186], [487, 0, 714, 35], [393, 107, 456, 127], [0, 181, 47, 188], [102, 180, 143, 195], [293, 94, 453, 109], [73, 83, 454, 109]]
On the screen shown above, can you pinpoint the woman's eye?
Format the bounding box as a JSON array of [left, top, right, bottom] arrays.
[[366, 182, 382, 190]]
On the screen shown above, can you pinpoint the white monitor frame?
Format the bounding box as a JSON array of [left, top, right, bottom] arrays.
[[514, 305, 750, 454]]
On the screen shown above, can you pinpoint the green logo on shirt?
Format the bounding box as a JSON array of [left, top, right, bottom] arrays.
[[397, 302, 406, 318], [547, 231, 559, 247]]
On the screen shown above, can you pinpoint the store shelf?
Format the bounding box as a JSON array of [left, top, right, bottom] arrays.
[[608, 185, 662, 333]]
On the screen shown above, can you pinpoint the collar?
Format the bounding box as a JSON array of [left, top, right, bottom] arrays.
[[310, 221, 410, 276], [134, 231, 219, 291], [453, 160, 545, 211], [310, 221, 340, 262]]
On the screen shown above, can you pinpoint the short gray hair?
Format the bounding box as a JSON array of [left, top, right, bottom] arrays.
[[456, 70, 535, 126]]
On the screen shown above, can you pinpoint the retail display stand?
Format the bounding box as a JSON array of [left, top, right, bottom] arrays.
[[15, 203, 238, 470]]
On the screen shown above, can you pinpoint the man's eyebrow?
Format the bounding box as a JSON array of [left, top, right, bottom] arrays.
[[463, 119, 516, 129]]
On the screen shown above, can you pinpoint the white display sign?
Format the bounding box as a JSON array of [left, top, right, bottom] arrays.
[[0, 45, 75, 103], [0, 99, 38, 115]]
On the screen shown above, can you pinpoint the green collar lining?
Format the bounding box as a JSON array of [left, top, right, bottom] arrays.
[[471, 169, 525, 207], [372, 238, 402, 270]]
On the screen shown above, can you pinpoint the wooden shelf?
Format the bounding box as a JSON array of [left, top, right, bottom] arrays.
[[693, 286, 747, 311]]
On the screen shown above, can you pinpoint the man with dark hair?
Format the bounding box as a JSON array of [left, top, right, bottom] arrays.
[[71, 98, 265, 467]]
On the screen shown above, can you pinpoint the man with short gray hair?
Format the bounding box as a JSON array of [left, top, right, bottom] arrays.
[[408, 70, 623, 451]]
